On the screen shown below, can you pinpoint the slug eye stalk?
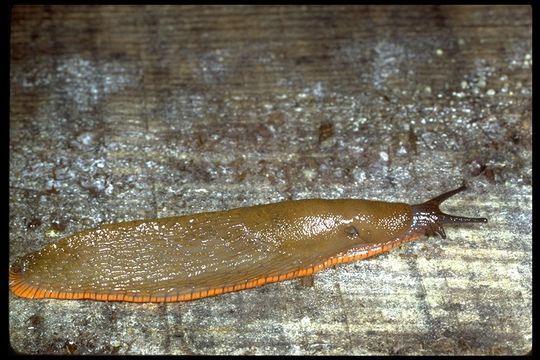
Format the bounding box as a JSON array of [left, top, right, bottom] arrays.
[[410, 184, 488, 239]]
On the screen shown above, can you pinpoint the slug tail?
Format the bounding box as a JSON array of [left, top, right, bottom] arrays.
[[410, 184, 487, 239]]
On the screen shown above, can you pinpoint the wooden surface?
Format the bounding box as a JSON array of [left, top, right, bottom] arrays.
[[9, 5, 531, 355]]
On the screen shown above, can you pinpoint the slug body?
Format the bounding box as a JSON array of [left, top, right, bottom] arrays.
[[10, 185, 487, 302]]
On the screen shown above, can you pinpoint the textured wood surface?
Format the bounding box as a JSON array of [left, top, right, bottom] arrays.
[[10, 5, 531, 355]]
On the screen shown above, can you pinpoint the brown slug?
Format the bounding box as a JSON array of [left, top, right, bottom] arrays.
[[9, 184, 487, 302]]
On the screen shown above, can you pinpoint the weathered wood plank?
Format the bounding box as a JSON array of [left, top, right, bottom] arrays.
[[10, 5, 531, 355]]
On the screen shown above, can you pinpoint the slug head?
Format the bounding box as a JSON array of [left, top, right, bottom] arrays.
[[409, 184, 487, 239]]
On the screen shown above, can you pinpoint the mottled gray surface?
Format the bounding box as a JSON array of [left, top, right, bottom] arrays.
[[10, 5, 531, 355]]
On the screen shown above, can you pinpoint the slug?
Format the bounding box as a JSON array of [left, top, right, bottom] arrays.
[[9, 184, 487, 303]]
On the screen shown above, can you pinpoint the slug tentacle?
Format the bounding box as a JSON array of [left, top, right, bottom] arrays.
[[409, 184, 488, 239]]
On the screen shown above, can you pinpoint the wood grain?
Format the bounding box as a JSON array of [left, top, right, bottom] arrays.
[[10, 5, 531, 355]]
